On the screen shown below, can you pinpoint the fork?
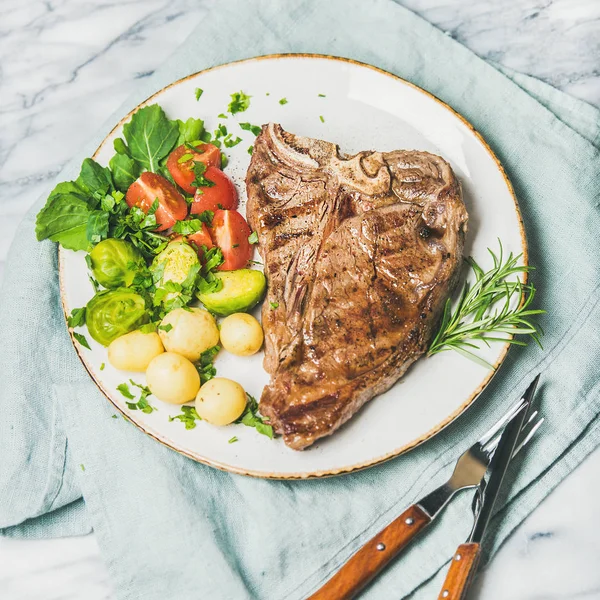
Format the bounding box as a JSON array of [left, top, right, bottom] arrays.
[[307, 400, 543, 600]]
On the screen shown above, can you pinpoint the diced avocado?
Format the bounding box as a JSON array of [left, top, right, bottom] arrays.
[[198, 269, 266, 316]]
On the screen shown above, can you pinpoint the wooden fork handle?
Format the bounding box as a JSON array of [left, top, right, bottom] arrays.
[[437, 543, 482, 600], [307, 504, 430, 600]]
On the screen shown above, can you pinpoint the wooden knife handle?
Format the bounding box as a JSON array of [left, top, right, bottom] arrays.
[[307, 504, 431, 600], [437, 543, 482, 600]]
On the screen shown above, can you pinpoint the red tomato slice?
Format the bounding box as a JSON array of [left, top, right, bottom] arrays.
[[171, 226, 214, 260], [166, 144, 221, 194], [125, 172, 188, 231], [190, 167, 238, 214], [210, 209, 253, 271]]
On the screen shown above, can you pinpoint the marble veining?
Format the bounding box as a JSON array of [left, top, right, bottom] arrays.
[[0, 0, 599, 598]]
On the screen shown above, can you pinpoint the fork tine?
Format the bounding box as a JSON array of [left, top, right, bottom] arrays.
[[513, 417, 544, 456], [478, 395, 528, 448], [483, 416, 543, 457]]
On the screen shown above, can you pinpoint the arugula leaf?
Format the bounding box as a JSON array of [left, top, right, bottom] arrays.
[[35, 192, 92, 251], [122, 104, 179, 172], [76, 158, 112, 198], [227, 91, 251, 114], [87, 210, 110, 244], [236, 394, 273, 439], [113, 138, 130, 155], [239, 122, 262, 136], [169, 405, 201, 429], [175, 117, 204, 146], [73, 332, 91, 350], [67, 307, 86, 328], [109, 153, 141, 192]]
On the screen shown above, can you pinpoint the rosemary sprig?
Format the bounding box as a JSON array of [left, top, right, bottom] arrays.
[[427, 242, 544, 369]]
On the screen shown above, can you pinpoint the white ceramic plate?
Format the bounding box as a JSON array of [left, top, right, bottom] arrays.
[[59, 55, 526, 478]]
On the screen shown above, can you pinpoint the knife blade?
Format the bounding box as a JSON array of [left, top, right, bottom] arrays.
[[437, 374, 541, 600]]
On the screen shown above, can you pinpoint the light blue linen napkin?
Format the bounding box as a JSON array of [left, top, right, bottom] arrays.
[[1, 0, 599, 598]]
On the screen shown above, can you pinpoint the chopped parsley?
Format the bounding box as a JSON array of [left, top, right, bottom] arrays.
[[218, 113, 228, 119], [195, 88, 203, 100], [236, 394, 273, 438], [248, 231, 258, 244], [177, 152, 194, 163], [247, 146, 254, 155], [220, 154, 228, 169], [196, 345, 220, 384], [223, 134, 242, 148], [239, 122, 262, 136], [80, 464, 85, 471], [158, 323, 173, 333], [227, 91, 251, 114], [278, 98, 288, 105], [318, 93, 326, 97], [67, 307, 86, 328], [172, 214, 213, 235], [100, 362, 106, 371], [191, 161, 216, 190], [169, 405, 201, 430], [73, 332, 91, 349], [117, 383, 135, 400], [228, 436, 239, 444], [319, 115, 325, 123], [139, 322, 158, 333], [270, 301, 279, 309], [111, 415, 118, 419], [118, 381, 156, 414]]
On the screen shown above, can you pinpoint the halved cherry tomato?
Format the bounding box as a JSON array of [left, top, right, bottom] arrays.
[[171, 226, 214, 260], [210, 209, 253, 271], [125, 172, 187, 231], [190, 167, 238, 214], [166, 144, 221, 194]]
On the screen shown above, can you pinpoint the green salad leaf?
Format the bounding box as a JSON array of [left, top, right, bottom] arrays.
[[109, 153, 140, 192], [175, 118, 205, 146], [35, 191, 92, 251], [76, 158, 113, 198], [122, 105, 179, 172]]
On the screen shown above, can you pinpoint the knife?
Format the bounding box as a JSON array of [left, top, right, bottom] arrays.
[[436, 375, 540, 600]]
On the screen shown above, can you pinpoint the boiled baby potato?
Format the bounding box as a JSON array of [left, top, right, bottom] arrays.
[[146, 352, 200, 404], [195, 378, 247, 425], [219, 313, 264, 356], [107, 330, 164, 371], [158, 307, 219, 362]]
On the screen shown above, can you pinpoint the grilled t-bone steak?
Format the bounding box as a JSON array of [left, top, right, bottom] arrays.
[[246, 124, 468, 450]]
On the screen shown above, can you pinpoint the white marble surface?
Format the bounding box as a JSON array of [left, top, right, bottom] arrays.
[[0, 0, 599, 598]]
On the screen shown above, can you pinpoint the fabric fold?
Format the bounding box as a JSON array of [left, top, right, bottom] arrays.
[[1, 0, 599, 598]]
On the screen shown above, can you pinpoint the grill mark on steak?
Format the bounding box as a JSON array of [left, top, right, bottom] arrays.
[[246, 123, 468, 450]]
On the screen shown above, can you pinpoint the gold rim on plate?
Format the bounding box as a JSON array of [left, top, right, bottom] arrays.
[[58, 53, 527, 479]]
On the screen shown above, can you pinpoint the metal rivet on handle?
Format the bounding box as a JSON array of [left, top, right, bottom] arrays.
[[442, 591, 449, 598], [455, 554, 462, 561], [376, 543, 386, 551], [405, 517, 414, 525]]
